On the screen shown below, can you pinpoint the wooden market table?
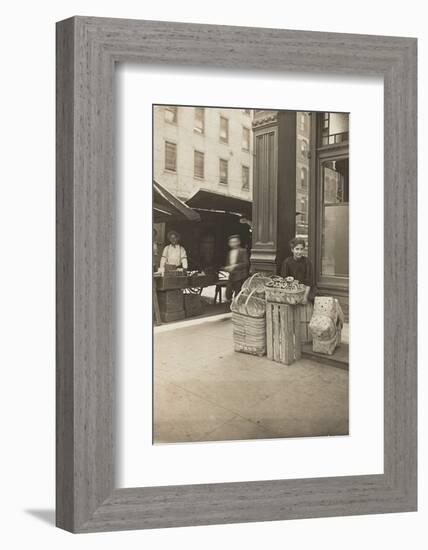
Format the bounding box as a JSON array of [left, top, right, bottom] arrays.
[[153, 272, 227, 324]]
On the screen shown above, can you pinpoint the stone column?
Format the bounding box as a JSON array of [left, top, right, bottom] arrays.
[[250, 110, 297, 274]]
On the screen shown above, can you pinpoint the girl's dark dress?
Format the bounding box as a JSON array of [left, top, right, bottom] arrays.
[[280, 256, 317, 302]]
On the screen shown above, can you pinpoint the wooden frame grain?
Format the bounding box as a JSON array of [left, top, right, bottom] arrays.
[[56, 16, 417, 533]]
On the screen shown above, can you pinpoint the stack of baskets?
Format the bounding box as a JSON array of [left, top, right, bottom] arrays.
[[231, 274, 311, 358], [231, 273, 269, 357]]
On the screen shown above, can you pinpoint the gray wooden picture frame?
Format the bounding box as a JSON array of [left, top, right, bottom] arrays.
[[56, 16, 417, 533]]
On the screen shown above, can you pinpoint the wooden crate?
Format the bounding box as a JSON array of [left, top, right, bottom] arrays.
[[232, 312, 266, 356], [184, 293, 203, 317], [299, 302, 313, 343], [156, 275, 188, 291], [157, 289, 185, 322], [266, 302, 301, 365]]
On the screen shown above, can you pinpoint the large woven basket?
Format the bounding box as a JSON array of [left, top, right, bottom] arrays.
[[241, 272, 270, 297], [264, 276, 306, 305], [232, 312, 266, 356]]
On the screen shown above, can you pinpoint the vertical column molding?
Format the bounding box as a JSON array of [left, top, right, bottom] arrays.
[[251, 111, 297, 274], [251, 118, 278, 272]]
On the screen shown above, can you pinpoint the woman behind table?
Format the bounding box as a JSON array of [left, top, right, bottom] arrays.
[[280, 237, 316, 304], [159, 230, 188, 274]]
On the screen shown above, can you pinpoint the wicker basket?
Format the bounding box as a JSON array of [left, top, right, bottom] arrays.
[[230, 287, 266, 318], [241, 272, 270, 297], [264, 276, 306, 305], [232, 312, 266, 356]]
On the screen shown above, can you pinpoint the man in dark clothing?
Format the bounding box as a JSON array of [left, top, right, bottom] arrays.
[[223, 234, 249, 301]]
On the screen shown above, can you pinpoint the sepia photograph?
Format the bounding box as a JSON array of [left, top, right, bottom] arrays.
[[153, 105, 349, 444]]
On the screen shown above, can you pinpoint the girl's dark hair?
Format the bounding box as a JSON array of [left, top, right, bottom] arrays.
[[289, 237, 306, 249]]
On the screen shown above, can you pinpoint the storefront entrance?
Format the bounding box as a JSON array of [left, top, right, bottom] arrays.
[[250, 110, 349, 318]]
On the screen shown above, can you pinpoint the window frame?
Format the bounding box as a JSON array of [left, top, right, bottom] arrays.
[[241, 164, 250, 190], [315, 147, 349, 290], [242, 126, 251, 151], [164, 105, 178, 124], [219, 158, 229, 185], [194, 107, 205, 135], [219, 115, 229, 144], [193, 149, 205, 179], [164, 140, 177, 172]]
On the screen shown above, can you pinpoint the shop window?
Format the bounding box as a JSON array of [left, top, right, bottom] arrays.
[[320, 157, 349, 278]]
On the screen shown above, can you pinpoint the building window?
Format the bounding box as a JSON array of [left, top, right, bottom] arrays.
[[242, 165, 250, 190], [300, 167, 308, 189], [242, 127, 250, 151], [300, 139, 308, 158], [219, 159, 228, 184], [220, 116, 229, 143], [164, 106, 178, 124], [194, 150, 204, 179], [300, 113, 306, 132], [165, 141, 177, 171], [320, 112, 349, 146], [194, 107, 205, 134], [300, 198, 307, 223]]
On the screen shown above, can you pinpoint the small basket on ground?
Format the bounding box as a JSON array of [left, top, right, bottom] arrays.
[[231, 288, 266, 356], [264, 276, 306, 305]]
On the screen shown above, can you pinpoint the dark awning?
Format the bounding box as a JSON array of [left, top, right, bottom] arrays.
[[153, 180, 201, 223], [186, 188, 252, 220]]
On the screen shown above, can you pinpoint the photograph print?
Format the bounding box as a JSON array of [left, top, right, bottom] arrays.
[[152, 105, 349, 444]]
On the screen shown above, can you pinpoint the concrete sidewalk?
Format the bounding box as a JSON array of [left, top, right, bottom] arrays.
[[154, 315, 349, 444]]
